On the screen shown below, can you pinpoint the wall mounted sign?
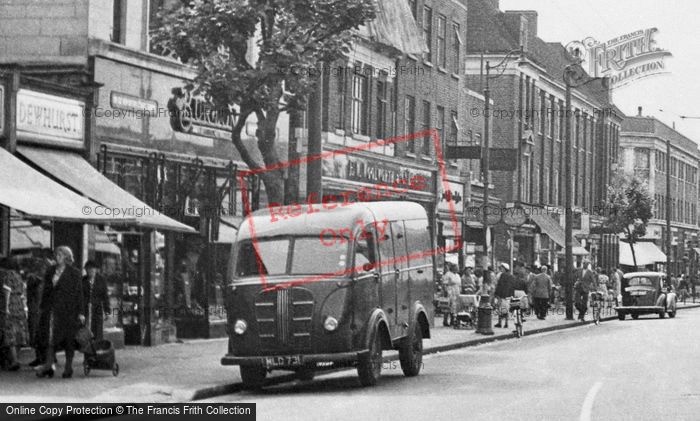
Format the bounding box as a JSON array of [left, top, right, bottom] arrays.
[[110, 92, 158, 115], [438, 180, 465, 213], [16, 89, 85, 147]]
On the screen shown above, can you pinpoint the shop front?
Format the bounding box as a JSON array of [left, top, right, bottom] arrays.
[[90, 54, 270, 342]]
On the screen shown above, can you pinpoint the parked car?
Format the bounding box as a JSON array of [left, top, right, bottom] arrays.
[[221, 201, 436, 388], [615, 271, 677, 320]]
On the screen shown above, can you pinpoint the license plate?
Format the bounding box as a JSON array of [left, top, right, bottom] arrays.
[[264, 355, 302, 368]]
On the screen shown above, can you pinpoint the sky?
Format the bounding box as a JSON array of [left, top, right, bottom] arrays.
[[501, 0, 700, 143]]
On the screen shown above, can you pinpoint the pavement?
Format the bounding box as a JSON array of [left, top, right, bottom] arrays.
[[1, 302, 698, 403], [212, 306, 700, 421]]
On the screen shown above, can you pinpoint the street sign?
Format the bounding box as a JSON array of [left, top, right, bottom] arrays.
[[445, 145, 481, 159], [503, 206, 528, 227], [489, 148, 518, 171]]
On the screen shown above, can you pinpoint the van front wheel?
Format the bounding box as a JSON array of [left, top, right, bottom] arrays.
[[399, 322, 423, 377], [357, 325, 383, 387]]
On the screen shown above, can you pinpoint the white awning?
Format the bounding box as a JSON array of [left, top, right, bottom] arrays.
[[357, 0, 428, 55], [18, 146, 196, 233], [0, 147, 126, 223], [619, 241, 667, 266]]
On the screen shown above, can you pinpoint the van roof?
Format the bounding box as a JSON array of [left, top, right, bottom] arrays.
[[237, 201, 428, 241]]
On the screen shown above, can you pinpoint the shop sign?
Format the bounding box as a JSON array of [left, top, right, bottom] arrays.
[[168, 87, 235, 141], [16, 89, 85, 146], [110, 92, 158, 115], [323, 153, 434, 195], [438, 181, 465, 213]]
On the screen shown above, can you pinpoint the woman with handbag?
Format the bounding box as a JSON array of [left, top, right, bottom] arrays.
[[36, 246, 85, 379]]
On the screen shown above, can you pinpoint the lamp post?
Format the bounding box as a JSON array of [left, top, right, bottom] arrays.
[[667, 137, 672, 285], [563, 58, 608, 320], [483, 46, 523, 267]]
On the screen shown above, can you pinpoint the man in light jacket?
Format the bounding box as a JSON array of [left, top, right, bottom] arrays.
[[530, 266, 553, 320]]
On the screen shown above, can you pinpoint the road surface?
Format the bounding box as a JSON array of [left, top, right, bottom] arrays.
[[204, 308, 700, 420]]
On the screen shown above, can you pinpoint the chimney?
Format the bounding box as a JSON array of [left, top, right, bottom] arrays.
[[637, 106, 643, 117], [504, 11, 538, 52]]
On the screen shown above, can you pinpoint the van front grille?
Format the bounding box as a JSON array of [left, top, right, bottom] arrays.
[[255, 287, 314, 351]]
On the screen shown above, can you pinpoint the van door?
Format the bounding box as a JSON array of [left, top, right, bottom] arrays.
[[391, 221, 410, 337], [377, 223, 398, 335]]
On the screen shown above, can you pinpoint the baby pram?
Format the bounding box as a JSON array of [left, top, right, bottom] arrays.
[[75, 326, 119, 377], [453, 294, 479, 329]]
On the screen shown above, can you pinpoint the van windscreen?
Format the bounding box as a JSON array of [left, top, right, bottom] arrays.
[[236, 239, 289, 277], [234, 237, 350, 278]]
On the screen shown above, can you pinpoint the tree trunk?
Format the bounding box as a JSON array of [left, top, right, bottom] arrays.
[[627, 228, 638, 270], [230, 109, 286, 207]]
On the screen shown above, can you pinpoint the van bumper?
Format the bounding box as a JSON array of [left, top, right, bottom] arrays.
[[615, 306, 663, 314], [221, 350, 368, 368]]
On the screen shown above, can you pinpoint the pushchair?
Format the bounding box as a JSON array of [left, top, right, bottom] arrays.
[[75, 326, 119, 377], [453, 295, 479, 329]]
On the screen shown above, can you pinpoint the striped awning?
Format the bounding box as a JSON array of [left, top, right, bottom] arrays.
[[357, 0, 428, 55]]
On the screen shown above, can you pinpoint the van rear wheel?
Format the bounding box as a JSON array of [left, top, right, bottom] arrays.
[[240, 365, 267, 389], [399, 322, 423, 377], [357, 325, 382, 387], [631, 313, 639, 320], [617, 312, 625, 321]]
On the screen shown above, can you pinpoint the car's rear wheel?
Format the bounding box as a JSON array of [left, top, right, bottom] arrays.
[[296, 368, 315, 381], [631, 313, 639, 320], [399, 322, 423, 377], [659, 310, 665, 319], [617, 312, 626, 321], [669, 311, 676, 318], [357, 325, 383, 387], [240, 365, 267, 389]]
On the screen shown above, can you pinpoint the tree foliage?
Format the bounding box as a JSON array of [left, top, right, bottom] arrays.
[[153, 0, 377, 203], [603, 168, 654, 267]]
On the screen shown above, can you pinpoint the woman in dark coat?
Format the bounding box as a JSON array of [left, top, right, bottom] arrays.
[[82, 261, 110, 341], [36, 246, 84, 378]]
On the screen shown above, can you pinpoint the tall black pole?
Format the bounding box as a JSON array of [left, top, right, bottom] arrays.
[[483, 63, 491, 268], [307, 71, 323, 203], [667, 138, 672, 283], [564, 71, 574, 320]]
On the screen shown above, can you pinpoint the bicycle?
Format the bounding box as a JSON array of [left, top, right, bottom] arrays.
[[590, 291, 605, 325], [509, 295, 528, 338]]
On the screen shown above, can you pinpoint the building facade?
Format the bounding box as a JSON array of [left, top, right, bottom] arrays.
[[620, 109, 700, 275], [463, 0, 623, 270]]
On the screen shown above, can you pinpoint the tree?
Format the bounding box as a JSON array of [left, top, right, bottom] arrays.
[[603, 168, 654, 269], [153, 0, 377, 204]]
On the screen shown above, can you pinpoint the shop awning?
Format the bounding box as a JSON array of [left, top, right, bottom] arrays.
[[619, 241, 667, 267], [693, 248, 700, 255], [529, 213, 582, 249], [215, 216, 244, 243], [10, 221, 51, 250], [18, 146, 196, 233], [0, 147, 128, 223]]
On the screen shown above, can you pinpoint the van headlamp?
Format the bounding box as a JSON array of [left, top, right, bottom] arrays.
[[234, 319, 248, 335], [323, 316, 339, 332]]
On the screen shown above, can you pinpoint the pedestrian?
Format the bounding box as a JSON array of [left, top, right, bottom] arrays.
[[82, 261, 111, 341], [36, 246, 85, 379], [575, 262, 595, 321], [442, 263, 462, 327], [461, 267, 477, 294], [494, 263, 514, 328], [475, 268, 494, 301], [531, 266, 553, 320], [1, 257, 28, 371]]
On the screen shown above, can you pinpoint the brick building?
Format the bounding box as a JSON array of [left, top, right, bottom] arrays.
[[620, 108, 700, 275], [463, 0, 623, 269]]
